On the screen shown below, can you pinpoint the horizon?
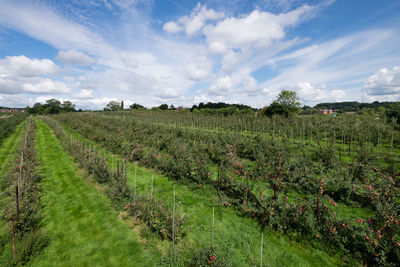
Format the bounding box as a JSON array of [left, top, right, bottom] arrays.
[[1, 99, 397, 111], [0, 0, 400, 109]]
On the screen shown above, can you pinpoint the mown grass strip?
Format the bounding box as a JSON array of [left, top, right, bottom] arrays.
[[30, 119, 154, 266], [60, 120, 345, 266]]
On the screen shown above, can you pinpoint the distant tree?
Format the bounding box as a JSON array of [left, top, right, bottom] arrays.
[[104, 101, 121, 111], [169, 104, 176, 110], [61, 101, 76, 112], [121, 100, 124, 110], [27, 99, 76, 114], [159, 104, 168, 110], [27, 103, 43, 114], [190, 104, 198, 111], [386, 102, 400, 124], [129, 103, 145, 110], [264, 90, 301, 117], [44, 99, 62, 114]]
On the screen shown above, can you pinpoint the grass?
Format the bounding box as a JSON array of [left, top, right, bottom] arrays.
[[0, 121, 26, 178], [0, 121, 26, 264], [30, 119, 157, 266], [59, 121, 347, 266]]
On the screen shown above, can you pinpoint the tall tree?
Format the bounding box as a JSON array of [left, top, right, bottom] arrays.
[[45, 99, 62, 114], [61, 101, 76, 112], [104, 101, 122, 111], [264, 90, 301, 117]]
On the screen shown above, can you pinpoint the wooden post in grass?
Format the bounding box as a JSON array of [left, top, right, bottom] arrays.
[[134, 166, 137, 205], [15, 185, 20, 221], [112, 155, 114, 176], [117, 160, 120, 177], [123, 159, 126, 180], [150, 175, 154, 229], [172, 186, 176, 258], [212, 206, 215, 249], [260, 231, 263, 267], [11, 214, 16, 262], [150, 175, 154, 202]]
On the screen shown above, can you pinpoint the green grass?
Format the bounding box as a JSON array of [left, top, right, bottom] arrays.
[[0, 121, 25, 178], [30, 119, 157, 266], [60, 121, 346, 266], [0, 121, 26, 264]]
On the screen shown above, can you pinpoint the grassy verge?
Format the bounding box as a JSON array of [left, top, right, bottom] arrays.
[[60, 121, 346, 266], [30, 119, 156, 266]]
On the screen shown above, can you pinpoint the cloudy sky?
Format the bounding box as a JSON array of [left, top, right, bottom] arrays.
[[0, 0, 399, 109]]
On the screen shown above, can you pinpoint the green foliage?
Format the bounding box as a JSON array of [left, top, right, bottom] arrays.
[[129, 103, 146, 110], [159, 104, 169, 110], [0, 114, 26, 144], [52, 111, 400, 266], [315, 101, 396, 112], [264, 90, 301, 117], [27, 99, 76, 114], [103, 100, 122, 111], [126, 196, 187, 241], [386, 102, 400, 125]]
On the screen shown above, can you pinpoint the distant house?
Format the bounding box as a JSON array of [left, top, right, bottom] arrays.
[[0, 108, 25, 113], [318, 108, 333, 115]]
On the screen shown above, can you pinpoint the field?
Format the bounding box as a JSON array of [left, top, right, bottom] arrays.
[[0, 111, 399, 266]]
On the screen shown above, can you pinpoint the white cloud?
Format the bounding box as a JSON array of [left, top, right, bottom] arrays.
[[203, 5, 312, 53], [221, 49, 240, 72], [364, 66, 400, 96], [0, 55, 67, 95], [243, 76, 259, 93], [259, 29, 400, 103], [294, 82, 345, 103], [207, 76, 233, 96], [185, 56, 212, 81], [23, 79, 71, 94], [163, 21, 183, 33], [0, 55, 58, 77], [0, 93, 33, 108], [163, 3, 224, 36], [0, 1, 114, 56], [74, 89, 93, 99], [57, 49, 95, 66]]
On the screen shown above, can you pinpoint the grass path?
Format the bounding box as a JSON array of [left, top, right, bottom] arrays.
[[30, 119, 155, 266], [60, 121, 345, 266], [0, 121, 25, 178]]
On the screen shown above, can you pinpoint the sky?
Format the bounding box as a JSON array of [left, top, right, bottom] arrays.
[[0, 0, 400, 109]]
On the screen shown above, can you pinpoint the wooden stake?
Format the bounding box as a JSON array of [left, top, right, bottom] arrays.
[[11, 214, 16, 263], [260, 231, 263, 267], [15, 185, 20, 221], [212, 206, 215, 249], [150, 175, 154, 201], [172, 186, 176, 253], [134, 166, 137, 205]]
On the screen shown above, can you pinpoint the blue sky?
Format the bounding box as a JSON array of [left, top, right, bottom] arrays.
[[0, 0, 400, 109]]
